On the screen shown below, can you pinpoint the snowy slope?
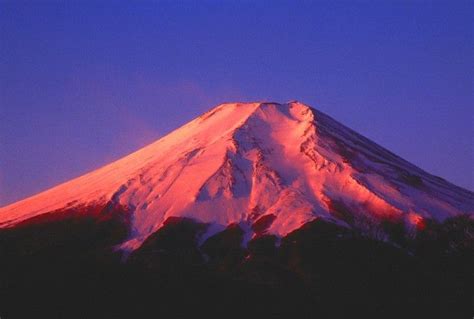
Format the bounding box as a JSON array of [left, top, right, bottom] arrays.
[[1, 101, 472, 250]]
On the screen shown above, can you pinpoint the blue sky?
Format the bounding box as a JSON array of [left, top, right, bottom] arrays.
[[1, 1, 472, 205]]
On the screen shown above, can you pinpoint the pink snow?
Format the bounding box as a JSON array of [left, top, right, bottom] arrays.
[[0, 101, 472, 250]]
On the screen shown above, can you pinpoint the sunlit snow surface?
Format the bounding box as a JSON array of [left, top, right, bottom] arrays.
[[1, 102, 472, 250]]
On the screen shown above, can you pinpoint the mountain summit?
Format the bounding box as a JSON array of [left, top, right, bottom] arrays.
[[1, 102, 472, 250], [2, 101, 473, 319]]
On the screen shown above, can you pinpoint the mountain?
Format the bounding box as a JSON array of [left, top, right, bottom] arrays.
[[0, 102, 472, 249], [0, 101, 473, 319]]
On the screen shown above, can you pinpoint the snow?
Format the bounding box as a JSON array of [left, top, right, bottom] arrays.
[[1, 101, 473, 251]]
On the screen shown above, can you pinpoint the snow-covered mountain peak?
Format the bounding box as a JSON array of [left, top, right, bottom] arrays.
[[1, 101, 472, 251]]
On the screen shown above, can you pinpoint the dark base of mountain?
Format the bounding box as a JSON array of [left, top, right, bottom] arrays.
[[0, 204, 472, 319]]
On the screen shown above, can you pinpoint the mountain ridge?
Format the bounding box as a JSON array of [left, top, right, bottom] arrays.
[[1, 101, 472, 251]]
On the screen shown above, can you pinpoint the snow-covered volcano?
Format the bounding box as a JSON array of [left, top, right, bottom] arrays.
[[1, 101, 472, 250]]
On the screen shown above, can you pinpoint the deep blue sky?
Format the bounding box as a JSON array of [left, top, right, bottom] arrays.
[[1, 1, 472, 206]]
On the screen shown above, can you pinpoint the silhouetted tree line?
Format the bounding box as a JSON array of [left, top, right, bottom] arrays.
[[0, 204, 472, 319]]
